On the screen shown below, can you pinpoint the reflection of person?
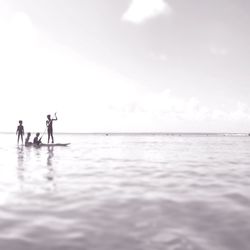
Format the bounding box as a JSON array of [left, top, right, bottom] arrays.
[[45, 146, 55, 183], [46, 113, 57, 143], [17, 145, 25, 182], [16, 120, 24, 144], [33, 133, 42, 146], [25, 132, 32, 146], [47, 146, 54, 167]]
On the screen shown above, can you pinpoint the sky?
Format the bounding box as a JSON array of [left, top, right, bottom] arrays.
[[1, 0, 250, 133]]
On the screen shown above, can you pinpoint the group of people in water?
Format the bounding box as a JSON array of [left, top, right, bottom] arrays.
[[16, 113, 58, 146]]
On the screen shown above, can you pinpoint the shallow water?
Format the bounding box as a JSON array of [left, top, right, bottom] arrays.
[[0, 133, 250, 250]]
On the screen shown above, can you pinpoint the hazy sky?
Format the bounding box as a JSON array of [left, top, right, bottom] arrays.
[[1, 0, 250, 133]]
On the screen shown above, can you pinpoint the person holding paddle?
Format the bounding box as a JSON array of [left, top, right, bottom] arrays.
[[33, 132, 42, 146], [46, 113, 57, 143]]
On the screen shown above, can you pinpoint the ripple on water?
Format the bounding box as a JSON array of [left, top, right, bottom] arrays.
[[0, 134, 250, 249]]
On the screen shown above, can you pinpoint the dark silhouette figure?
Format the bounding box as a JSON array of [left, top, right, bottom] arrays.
[[33, 132, 42, 146], [25, 132, 32, 146], [16, 120, 24, 144], [46, 113, 57, 143]]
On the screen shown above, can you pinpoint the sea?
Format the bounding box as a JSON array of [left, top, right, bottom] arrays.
[[0, 132, 250, 250]]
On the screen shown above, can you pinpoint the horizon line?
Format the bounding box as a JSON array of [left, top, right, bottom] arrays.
[[1, 131, 250, 135]]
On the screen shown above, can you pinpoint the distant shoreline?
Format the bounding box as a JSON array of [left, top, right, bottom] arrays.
[[1, 132, 249, 136]]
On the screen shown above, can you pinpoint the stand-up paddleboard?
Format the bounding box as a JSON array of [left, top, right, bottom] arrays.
[[25, 143, 70, 147], [38, 143, 70, 147]]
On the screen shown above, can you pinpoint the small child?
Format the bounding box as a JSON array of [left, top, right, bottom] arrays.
[[33, 133, 42, 146], [16, 120, 24, 144], [25, 132, 32, 146]]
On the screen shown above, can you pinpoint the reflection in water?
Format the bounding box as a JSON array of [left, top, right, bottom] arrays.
[[4, 134, 250, 250], [47, 146, 54, 167], [16, 145, 56, 190], [17, 145, 25, 183], [46, 146, 55, 183]]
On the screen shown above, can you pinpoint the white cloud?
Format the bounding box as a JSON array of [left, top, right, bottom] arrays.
[[122, 0, 172, 24], [104, 89, 250, 132], [149, 52, 168, 61], [210, 46, 229, 56]]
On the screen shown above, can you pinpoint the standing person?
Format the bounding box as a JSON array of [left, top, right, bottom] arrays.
[[46, 113, 57, 143], [16, 120, 24, 144]]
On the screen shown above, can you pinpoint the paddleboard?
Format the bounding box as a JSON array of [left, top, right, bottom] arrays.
[[39, 143, 70, 147], [25, 143, 70, 147]]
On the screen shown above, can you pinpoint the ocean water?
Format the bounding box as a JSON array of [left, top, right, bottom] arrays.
[[0, 133, 250, 250]]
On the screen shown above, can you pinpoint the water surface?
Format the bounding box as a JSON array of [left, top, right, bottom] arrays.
[[0, 133, 250, 250]]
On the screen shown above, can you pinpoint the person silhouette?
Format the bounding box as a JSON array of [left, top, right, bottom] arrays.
[[16, 120, 24, 145], [46, 113, 57, 143], [25, 132, 32, 146], [33, 133, 42, 146]]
